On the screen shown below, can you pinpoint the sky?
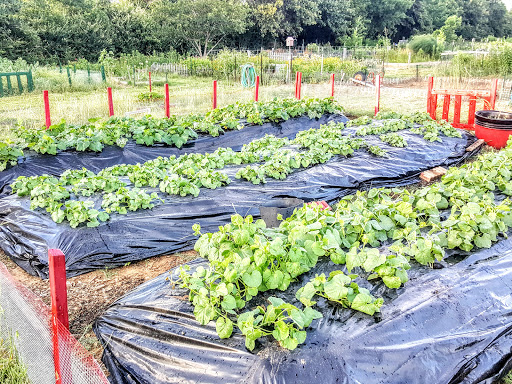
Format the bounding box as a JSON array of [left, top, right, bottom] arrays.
[[504, 0, 512, 10]]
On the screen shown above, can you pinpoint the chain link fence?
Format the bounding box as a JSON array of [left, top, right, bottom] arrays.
[[0, 262, 108, 384]]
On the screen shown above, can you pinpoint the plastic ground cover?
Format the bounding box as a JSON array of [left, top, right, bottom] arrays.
[[0, 115, 476, 278], [94, 238, 512, 384]]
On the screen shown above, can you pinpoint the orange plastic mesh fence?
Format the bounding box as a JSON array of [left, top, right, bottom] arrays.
[[0, 262, 108, 384]]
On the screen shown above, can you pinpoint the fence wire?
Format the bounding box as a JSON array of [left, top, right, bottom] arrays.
[[0, 262, 108, 384]]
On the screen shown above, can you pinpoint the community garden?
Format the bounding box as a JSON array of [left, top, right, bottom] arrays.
[[1, 43, 512, 384]]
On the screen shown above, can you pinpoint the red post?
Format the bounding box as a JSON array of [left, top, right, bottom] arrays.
[[212, 80, 217, 109], [149, 71, 152, 93], [164, 83, 170, 118], [255, 75, 260, 102], [331, 73, 335, 97], [43, 90, 51, 129], [489, 78, 498, 110], [374, 74, 381, 116], [427, 76, 434, 117], [297, 72, 302, 100], [49, 249, 69, 384], [295, 72, 299, 99], [442, 95, 451, 121], [107, 87, 114, 117]]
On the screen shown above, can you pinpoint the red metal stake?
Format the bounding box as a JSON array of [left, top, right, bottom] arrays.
[[212, 80, 218, 109], [295, 72, 299, 99], [331, 73, 335, 97], [49, 249, 69, 384], [165, 83, 170, 118], [255, 75, 260, 102], [107, 87, 114, 117], [149, 71, 152, 93], [374, 74, 381, 116], [297, 72, 302, 100], [427, 76, 434, 118], [43, 90, 51, 129]]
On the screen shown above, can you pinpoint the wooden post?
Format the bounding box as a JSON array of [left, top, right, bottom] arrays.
[[212, 80, 217, 109], [427, 76, 434, 117], [255, 75, 260, 102], [331, 73, 335, 97], [442, 95, 451, 121], [149, 71, 152, 93], [374, 74, 381, 116], [297, 72, 302, 100], [454, 95, 462, 126], [44, 90, 51, 129], [489, 78, 498, 110], [107, 87, 114, 117], [164, 83, 170, 118], [295, 72, 299, 99], [49, 249, 69, 384]]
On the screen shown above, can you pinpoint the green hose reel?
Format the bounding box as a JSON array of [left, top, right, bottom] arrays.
[[241, 64, 256, 88]]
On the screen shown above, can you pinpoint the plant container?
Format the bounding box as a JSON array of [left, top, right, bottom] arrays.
[[475, 110, 512, 149], [259, 198, 304, 228]]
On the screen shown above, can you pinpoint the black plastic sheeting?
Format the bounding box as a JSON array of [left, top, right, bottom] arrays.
[[94, 238, 512, 384], [0, 116, 476, 278], [0, 115, 344, 198]]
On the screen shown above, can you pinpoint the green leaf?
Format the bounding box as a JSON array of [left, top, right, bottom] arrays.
[[346, 247, 364, 272], [474, 233, 492, 249], [221, 294, 237, 311], [323, 274, 350, 300], [382, 276, 402, 289], [362, 248, 386, 272], [242, 270, 262, 288], [216, 317, 233, 339], [351, 293, 381, 316]]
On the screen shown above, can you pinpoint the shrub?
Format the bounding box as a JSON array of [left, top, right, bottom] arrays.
[[409, 35, 438, 57]]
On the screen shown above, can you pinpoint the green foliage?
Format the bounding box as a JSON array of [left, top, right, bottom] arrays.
[[137, 92, 164, 102], [4, 98, 342, 169], [296, 271, 384, 315], [176, 137, 512, 351], [380, 133, 407, 147], [0, 142, 23, 172], [408, 34, 439, 56]]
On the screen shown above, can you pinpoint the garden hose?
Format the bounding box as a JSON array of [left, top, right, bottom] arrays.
[[241, 64, 256, 88]]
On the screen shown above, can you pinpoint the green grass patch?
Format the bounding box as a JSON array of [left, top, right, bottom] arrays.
[[0, 333, 30, 384]]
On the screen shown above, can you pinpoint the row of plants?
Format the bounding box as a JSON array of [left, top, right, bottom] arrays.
[[174, 138, 512, 351], [10, 116, 460, 228], [0, 98, 343, 171]]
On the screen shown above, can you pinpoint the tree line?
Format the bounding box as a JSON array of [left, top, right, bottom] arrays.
[[1, 0, 511, 62]]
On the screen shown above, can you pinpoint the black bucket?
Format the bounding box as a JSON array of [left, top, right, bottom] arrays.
[[475, 110, 512, 149], [259, 198, 304, 228], [475, 110, 512, 129]]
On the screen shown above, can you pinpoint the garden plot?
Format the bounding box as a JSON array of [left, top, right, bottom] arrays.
[[94, 142, 512, 384], [0, 109, 475, 278]]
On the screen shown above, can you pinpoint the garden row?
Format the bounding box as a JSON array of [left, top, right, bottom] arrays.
[[176, 138, 512, 351], [10, 116, 461, 228], [0, 97, 342, 171]]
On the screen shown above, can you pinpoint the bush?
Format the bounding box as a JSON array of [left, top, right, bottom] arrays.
[[409, 35, 438, 57]]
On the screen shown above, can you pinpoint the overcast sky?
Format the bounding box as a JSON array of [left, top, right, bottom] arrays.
[[504, 0, 512, 10]]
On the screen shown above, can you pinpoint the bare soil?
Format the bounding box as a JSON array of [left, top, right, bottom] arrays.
[[0, 250, 197, 374]]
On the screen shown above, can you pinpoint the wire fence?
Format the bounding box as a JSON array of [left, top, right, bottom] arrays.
[[0, 262, 108, 384]]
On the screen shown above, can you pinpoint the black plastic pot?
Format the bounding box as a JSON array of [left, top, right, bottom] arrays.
[[259, 198, 304, 227], [475, 110, 512, 149]]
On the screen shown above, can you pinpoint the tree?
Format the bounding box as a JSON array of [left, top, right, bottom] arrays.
[[160, 0, 249, 57], [248, 0, 320, 38], [0, 0, 39, 60], [436, 15, 462, 43]]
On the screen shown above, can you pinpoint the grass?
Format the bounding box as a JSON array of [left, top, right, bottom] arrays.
[[0, 334, 30, 384]]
